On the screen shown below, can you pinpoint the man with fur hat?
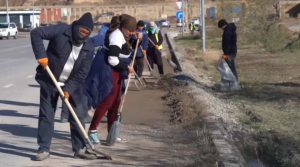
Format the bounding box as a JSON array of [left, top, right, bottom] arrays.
[[31, 12, 96, 160]]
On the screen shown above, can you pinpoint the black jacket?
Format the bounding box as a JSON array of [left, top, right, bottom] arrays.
[[30, 23, 94, 104], [222, 23, 237, 55]]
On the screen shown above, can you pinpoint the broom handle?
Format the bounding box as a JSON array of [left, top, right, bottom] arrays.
[[118, 38, 140, 113], [148, 37, 169, 60], [45, 66, 88, 139], [140, 45, 153, 71]]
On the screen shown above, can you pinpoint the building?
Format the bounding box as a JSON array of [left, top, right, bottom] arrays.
[[0, 10, 41, 28]]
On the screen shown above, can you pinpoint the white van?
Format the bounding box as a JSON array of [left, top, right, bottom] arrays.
[[0, 22, 18, 40]]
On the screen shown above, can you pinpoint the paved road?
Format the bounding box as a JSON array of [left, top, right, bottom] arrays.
[[0, 29, 174, 166]]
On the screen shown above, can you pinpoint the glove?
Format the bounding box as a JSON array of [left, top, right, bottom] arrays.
[[155, 45, 159, 50], [64, 91, 70, 100], [142, 49, 147, 55], [222, 55, 228, 60], [37, 57, 48, 68]]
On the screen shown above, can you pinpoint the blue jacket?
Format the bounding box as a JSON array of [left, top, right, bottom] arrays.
[[131, 30, 148, 58], [30, 23, 94, 105], [91, 26, 109, 47], [84, 48, 130, 109]]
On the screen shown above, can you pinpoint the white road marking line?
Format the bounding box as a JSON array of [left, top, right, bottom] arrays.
[[3, 84, 14, 88], [26, 75, 34, 78]]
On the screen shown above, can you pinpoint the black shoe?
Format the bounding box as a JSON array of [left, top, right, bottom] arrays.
[[35, 151, 50, 161], [74, 148, 97, 160]]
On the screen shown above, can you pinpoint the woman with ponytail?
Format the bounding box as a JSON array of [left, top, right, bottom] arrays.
[[84, 14, 142, 144]]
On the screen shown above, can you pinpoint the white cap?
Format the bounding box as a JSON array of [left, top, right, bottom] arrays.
[[149, 21, 156, 27]]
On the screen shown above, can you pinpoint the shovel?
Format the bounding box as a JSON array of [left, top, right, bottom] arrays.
[[140, 46, 158, 79], [133, 70, 146, 90], [147, 38, 178, 70], [45, 66, 112, 160]]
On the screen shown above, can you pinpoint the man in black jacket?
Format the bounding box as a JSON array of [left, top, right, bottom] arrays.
[[31, 13, 96, 161], [218, 19, 238, 80]]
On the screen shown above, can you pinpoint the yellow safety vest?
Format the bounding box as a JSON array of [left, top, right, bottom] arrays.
[[146, 29, 163, 50]]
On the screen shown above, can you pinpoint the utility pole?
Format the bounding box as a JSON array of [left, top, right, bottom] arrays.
[[201, 0, 205, 52], [6, 0, 9, 23], [33, 0, 35, 28], [182, 0, 184, 35]]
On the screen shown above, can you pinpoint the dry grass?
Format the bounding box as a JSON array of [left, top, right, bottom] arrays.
[[178, 33, 300, 166]]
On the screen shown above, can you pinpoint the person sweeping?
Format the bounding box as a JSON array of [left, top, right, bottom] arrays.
[[31, 12, 97, 161], [84, 14, 142, 144]]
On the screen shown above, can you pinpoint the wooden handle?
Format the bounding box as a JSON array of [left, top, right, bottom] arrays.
[[45, 66, 89, 139], [140, 45, 152, 71], [118, 38, 140, 113]]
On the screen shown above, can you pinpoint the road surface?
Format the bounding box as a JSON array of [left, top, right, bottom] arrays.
[[0, 29, 175, 166]]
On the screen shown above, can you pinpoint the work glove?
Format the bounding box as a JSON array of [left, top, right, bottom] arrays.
[[37, 57, 48, 69], [155, 45, 159, 50], [64, 91, 70, 100], [142, 49, 147, 56], [222, 55, 228, 60]]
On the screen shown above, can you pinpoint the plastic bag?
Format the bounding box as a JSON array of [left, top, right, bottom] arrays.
[[217, 59, 241, 91]]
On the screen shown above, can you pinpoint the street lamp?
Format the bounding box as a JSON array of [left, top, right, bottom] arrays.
[[201, 0, 205, 52], [33, 0, 35, 28], [6, 0, 9, 23]]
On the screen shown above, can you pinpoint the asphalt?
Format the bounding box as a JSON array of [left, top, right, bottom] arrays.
[[0, 29, 175, 166]]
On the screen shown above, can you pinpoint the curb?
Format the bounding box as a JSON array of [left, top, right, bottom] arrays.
[[164, 32, 182, 72], [165, 32, 246, 167]]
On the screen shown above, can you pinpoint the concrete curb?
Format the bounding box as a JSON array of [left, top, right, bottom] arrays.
[[164, 32, 182, 72], [165, 32, 246, 167]]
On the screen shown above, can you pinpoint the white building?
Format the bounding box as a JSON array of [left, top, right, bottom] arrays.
[[0, 10, 41, 28]]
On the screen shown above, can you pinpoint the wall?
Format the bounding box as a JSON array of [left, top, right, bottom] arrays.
[[40, 8, 62, 23]]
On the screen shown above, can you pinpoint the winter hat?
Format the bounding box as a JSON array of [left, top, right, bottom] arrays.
[[218, 19, 228, 28], [72, 12, 94, 31], [137, 20, 145, 27], [119, 14, 137, 32]]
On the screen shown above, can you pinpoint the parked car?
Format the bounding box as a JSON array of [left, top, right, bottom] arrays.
[[21, 24, 33, 32], [191, 18, 200, 26], [40, 23, 51, 27], [0, 22, 18, 39], [160, 19, 170, 28], [176, 19, 186, 27], [155, 21, 161, 29]]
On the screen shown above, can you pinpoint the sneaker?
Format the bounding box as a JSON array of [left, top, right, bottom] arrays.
[[60, 118, 68, 123], [88, 131, 100, 144], [35, 151, 50, 161], [74, 148, 97, 160], [117, 137, 128, 143]]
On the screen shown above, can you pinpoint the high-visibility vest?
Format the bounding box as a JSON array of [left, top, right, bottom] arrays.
[[190, 23, 194, 30], [146, 29, 163, 50]]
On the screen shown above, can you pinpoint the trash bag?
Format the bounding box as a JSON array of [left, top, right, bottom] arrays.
[[217, 59, 241, 92]]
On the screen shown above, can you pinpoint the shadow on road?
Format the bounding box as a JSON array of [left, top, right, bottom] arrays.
[[0, 143, 73, 160], [0, 110, 62, 123], [0, 100, 39, 107], [0, 124, 70, 141], [28, 84, 40, 88]]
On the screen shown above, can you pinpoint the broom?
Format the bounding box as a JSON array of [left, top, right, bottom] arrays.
[[106, 38, 140, 146], [147, 37, 178, 70], [45, 66, 112, 160]]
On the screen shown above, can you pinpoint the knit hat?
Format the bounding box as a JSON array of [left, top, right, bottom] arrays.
[[73, 12, 94, 31], [137, 20, 144, 27], [119, 14, 137, 32], [218, 19, 228, 28]]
